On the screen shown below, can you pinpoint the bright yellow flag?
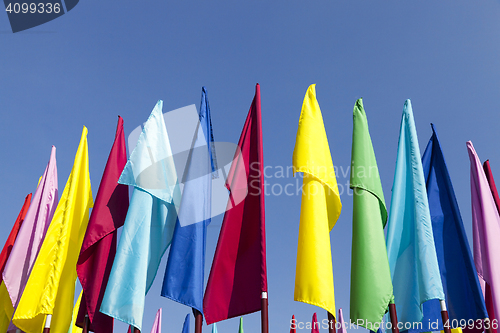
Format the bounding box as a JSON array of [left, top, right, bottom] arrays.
[[13, 127, 93, 333], [67, 291, 83, 333], [292, 84, 341, 317], [0, 282, 14, 332]]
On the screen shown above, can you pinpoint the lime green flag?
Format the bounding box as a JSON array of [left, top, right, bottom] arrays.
[[238, 317, 244, 333], [349, 99, 393, 329]]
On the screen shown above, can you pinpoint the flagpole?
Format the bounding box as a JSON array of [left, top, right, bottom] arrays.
[[439, 300, 452, 333], [485, 318, 494, 333], [327, 311, 336, 333], [82, 314, 90, 333], [388, 303, 400, 333], [194, 310, 203, 333], [43, 314, 52, 333], [261, 292, 269, 333]]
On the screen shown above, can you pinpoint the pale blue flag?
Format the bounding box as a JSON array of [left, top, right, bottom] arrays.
[[181, 314, 190, 333], [385, 99, 445, 325], [211, 323, 218, 333], [100, 100, 180, 331]]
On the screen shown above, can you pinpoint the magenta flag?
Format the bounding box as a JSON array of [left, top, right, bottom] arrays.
[[0, 193, 32, 280], [311, 313, 319, 333], [150, 309, 161, 333], [483, 159, 500, 333], [3, 146, 58, 307], [76, 116, 129, 333], [203, 84, 268, 324], [467, 141, 500, 323]]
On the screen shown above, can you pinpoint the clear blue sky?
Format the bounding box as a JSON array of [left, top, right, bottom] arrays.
[[2, 1, 500, 332]]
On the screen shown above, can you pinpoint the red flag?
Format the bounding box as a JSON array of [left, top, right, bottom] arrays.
[[0, 193, 32, 280], [482, 160, 499, 333], [76, 116, 129, 333], [203, 84, 268, 324], [311, 313, 319, 333], [290, 315, 297, 333]]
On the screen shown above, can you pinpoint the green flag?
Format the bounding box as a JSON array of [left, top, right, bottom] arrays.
[[349, 99, 394, 330], [238, 317, 244, 333]]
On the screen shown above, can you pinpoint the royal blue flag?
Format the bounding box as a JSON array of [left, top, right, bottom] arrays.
[[161, 87, 217, 314], [403, 124, 488, 333]]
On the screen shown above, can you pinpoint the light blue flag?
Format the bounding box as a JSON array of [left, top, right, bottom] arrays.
[[161, 87, 217, 313], [182, 314, 190, 333], [211, 323, 218, 333], [386, 100, 445, 325], [100, 100, 180, 331]]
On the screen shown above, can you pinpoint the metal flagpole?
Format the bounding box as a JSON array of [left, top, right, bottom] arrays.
[[261, 292, 269, 333], [439, 300, 452, 333], [388, 303, 400, 333], [194, 310, 203, 333], [82, 314, 90, 333], [43, 314, 52, 333]]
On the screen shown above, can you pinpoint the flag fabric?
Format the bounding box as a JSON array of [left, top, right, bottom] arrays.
[[182, 314, 190, 333], [3, 146, 58, 306], [338, 309, 347, 333], [290, 315, 296, 333], [0, 193, 32, 280], [467, 142, 500, 324], [238, 317, 244, 333], [0, 146, 59, 333], [203, 84, 267, 324], [292, 84, 341, 316], [100, 100, 180, 331], [349, 98, 393, 329], [404, 125, 488, 333], [311, 313, 319, 333], [13, 127, 93, 333], [67, 292, 83, 333], [150, 309, 161, 333], [161, 87, 216, 314], [385, 100, 445, 325], [483, 160, 500, 333], [76, 116, 129, 333], [212, 323, 218, 333]]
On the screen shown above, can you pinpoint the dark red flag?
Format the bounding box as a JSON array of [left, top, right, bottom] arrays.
[[203, 84, 268, 324], [76, 116, 129, 333], [0, 193, 32, 280]]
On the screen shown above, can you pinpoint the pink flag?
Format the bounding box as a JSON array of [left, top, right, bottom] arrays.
[[311, 313, 319, 333], [467, 141, 500, 323], [338, 309, 346, 333], [3, 146, 58, 307], [203, 84, 267, 324], [150, 309, 161, 333]]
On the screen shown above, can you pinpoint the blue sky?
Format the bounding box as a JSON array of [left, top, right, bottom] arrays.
[[2, 1, 500, 332]]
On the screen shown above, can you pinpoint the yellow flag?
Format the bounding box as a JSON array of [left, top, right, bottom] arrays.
[[13, 127, 93, 333], [0, 282, 14, 332], [67, 291, 83, 333], [292, 84, 341, 316]]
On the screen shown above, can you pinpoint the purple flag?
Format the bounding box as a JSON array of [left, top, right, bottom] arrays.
[[467, 141, 500, 322]]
